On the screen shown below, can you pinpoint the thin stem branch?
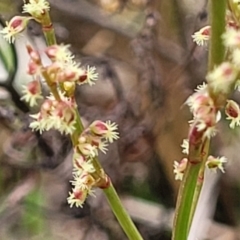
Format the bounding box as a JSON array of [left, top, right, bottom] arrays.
[[41, 11, 57, 46], [103, 182, 143, 240], [208, 0, 226, 71]]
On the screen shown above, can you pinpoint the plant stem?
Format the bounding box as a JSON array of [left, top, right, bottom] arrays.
[[172, 1, 226, 239], [41, 11, 57, 46], [208, 0, 226, 71], [187, 139, 210, 229], [103, 182, 143, 240], [71, 109, 84, 146], [41, 4, 143, 239], [172, 159, 202, 239]]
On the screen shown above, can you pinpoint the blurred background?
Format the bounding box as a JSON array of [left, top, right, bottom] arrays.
[[0, 0, 240, 239]]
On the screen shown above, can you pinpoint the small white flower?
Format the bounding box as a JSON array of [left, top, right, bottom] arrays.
[[71, 170, 95, 190], [173, 158, 188, 181], [192, 26, 210, 46], [21, 80, 43, 107], [195, 82, 208, 92], [45, 44, 74, 64], [67, 188, 88, 208], [23, 0, 50, 17], [104, 121, 119, 143], [89, 120, 119, 143], [206, 62, 237, 93], [98, 140, 108, 154], [0, 16, 31, 43], [73, 153, 95, 173], [29, 113, 53, 134], [181, 139, 189, 155], [186, 90, 214, 120], [77, 142, 98, 158], [56, 119, 76, 135], [222, 28, 240, 49], [86, 66, 98, 86], [225, 100, 240, 129], [206, 155, 227, 173], [203, 125, 218, 138]]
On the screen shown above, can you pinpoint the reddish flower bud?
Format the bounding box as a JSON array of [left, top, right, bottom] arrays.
[[26, 44, 41, 64], [89, 120, 108, 136], [225, 100, 240, 128], [0, 16, 32, 43]]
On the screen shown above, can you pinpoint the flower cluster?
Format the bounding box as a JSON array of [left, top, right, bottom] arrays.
[[30, 95, 77, 134], [186, 83, 219, 140], [173, 137, 228, 180], [19, 44, 98, 135], [192, 6, 240, 129], [67, 120, 119, 207], [20, 43, 98, 105], [44, 45, 98, 87], [173, 7, 240, 181], [76, 120, 119, 158], [0, 0, 120, 212], [0, 0, 51, 43]]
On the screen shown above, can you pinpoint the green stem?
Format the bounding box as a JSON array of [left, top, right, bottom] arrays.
[[208, 0, 226, 71], [172, 160, 202, 239], [41, 11, 57, 46], [41, 70, 61, 101], [103, 182, 143, 240], [187, 139, 210, 229], [71, 109, 84, 146], [172, 1, 226, 239]]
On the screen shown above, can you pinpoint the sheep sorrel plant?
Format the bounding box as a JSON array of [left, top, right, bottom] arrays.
[[1, 0, 240, 239]]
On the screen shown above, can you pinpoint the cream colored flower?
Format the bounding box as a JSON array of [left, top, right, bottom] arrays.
[[192, 26, 210, 46], [0, 16, 31, 43], [23, 0, 50, 18]]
